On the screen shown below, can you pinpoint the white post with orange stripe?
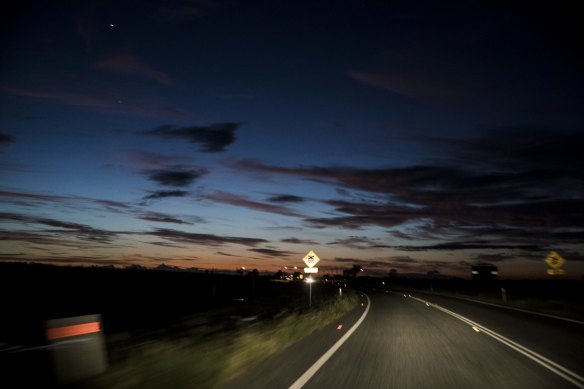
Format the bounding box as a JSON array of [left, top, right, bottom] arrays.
[[45, 314, 107, 384]]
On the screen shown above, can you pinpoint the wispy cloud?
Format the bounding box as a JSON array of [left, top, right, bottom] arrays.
[[142, 190, 190, 202], [349, 71, 464, 100], [126, 150, 191, 169], [205, 191, 303, 217], [138, 212, 195, 225], [0, 212, 119, 243], [0, 85, 187, 119], [95, 52, 174, 86], [327, 236, 389, 250], [146, 228, 267, 247], [247, 248, 296, 257]]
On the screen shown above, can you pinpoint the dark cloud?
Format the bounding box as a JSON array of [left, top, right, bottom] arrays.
[[142, 190, 190, 201], [0, 255, 126, 267], [146, 241, 187, 249], [236, 127, 584, 255], [433, 126, 584, 178], [0, 230, 83, 248], [206, 191, 303, 217], [138, 212, 193, 225], [147, 168, 206, 187], [393, 242, 545, 252], [473, 253, 518, 263], [0, 132, 14, 146], [146, 228, 267, 247], [267, 194, 305, 203], [94, 199, 132, 210], [216, 251, 238, 257], [144, 122, 238, 152], [281, 238, 318, 245], [327, 236, 388, 250], [248, 248, 296, 257]]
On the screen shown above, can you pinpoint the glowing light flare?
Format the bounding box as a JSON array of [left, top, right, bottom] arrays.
[[46, 322, 101, 340]]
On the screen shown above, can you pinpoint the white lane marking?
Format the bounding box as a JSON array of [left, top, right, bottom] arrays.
[[472, 326, 480, 333], [289, 294, 371, 389], [409, 296, 584, 389]]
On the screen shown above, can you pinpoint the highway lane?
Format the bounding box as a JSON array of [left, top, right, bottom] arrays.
[[300, 291, 581, 388], [409, 291, 584, 379], [219, 290, 583, 388]]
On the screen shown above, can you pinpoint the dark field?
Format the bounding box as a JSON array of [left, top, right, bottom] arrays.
[[0, 262, 349, 388]]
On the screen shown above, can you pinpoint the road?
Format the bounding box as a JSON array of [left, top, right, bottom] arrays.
[[218, 290, 584, 389]]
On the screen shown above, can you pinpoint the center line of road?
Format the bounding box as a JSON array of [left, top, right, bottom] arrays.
[[408, 295, 584, 389], [288, 294, 371, 389]]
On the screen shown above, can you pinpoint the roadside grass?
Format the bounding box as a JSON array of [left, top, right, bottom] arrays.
[[81, 290, 358, 389]]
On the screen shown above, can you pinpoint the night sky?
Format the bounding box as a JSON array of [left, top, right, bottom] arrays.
[[1, 1, 583, 278]]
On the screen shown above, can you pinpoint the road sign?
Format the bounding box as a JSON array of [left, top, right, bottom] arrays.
[[547, 268, 566, 276], [304, 267, 318, 273], [302, 250, 320, 268], [545, 251, 565, 269]]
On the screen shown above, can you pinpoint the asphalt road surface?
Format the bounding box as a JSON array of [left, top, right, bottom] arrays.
[[218, 290, 584, 389]]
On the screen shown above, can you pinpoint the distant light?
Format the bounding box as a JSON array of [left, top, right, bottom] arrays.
[[305, 277, 315, 283], [471, 270, 479, 274], [491, 271, 498, 275], [109, 23, 115, 27], [242, 266, 245, 270], [360, 268, 363, 271], [294, 266, 298, 270], [382, 281, 385, 285], [284, 266, 288, 270]]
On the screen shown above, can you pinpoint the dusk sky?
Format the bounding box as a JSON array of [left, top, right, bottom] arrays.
[[1, 0, 582, 278]]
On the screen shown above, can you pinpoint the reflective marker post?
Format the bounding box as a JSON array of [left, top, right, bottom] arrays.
[[46, 314, 107, 385], [306, 277, 315, 307]]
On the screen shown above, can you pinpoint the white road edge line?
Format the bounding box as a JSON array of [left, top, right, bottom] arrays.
[[288, 293, 371, 389], [457, 297, 584, 325], [409, 295, 584, 389]]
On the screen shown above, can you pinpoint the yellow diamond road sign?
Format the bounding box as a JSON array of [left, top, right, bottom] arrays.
[[545, 251, 565, 269], [302, 250, 320, 268]]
